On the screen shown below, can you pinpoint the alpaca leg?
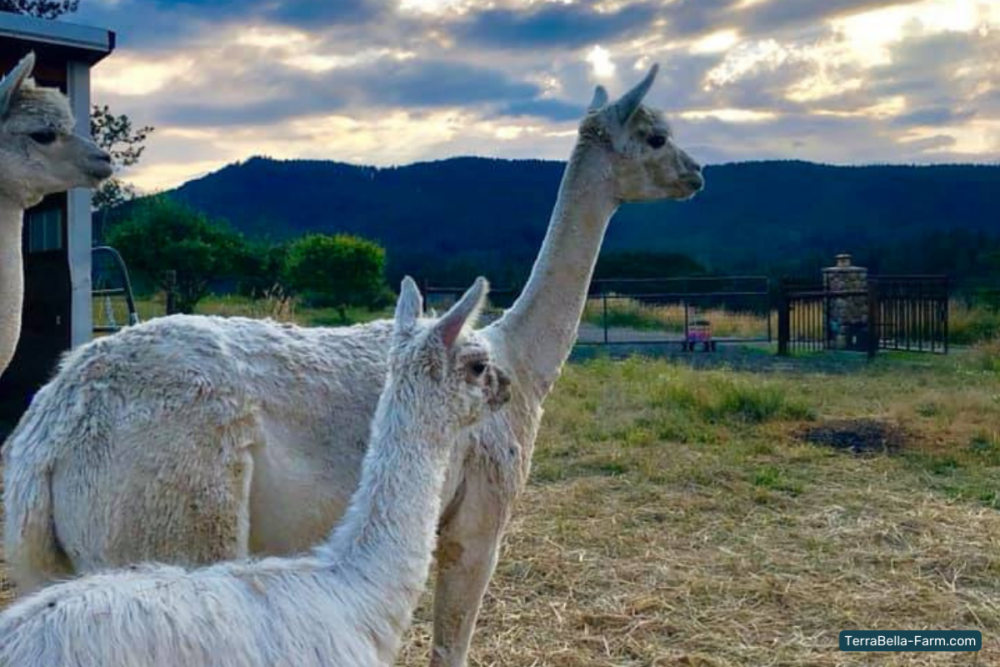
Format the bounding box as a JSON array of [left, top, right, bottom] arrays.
[[52, 419, 256, 572], [430, 465, 515, 667]]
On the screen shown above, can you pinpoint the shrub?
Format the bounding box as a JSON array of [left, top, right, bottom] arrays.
[[106, 196, 245, 313], [283, 233, 389, 320]]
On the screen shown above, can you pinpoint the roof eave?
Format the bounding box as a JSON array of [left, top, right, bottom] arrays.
[[0, 12, 114, 64]]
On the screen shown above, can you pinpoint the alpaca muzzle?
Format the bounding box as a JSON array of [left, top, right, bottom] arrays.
[[488, 369, 512, 409]]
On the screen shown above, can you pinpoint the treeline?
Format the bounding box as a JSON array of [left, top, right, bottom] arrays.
[[167, 157, 1000, 286], [106, 196, 391, 318], [104, 195, 718, 315]]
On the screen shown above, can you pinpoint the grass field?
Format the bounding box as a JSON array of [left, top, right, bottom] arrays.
[[93, 292, 392, 329], [393, 349, 1000, 666], [13, 298, 1000, 665]]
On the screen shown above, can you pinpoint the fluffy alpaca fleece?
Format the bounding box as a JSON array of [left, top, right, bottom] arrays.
[[4, 65, 703, 667], [0, 277, 511, 667], [0, 52, 112, 377]]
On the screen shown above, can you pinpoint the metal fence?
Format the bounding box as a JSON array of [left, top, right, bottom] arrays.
[[426, 276, 772, 349], [427, 274, 950, 357], [581, 276, 772, 347], [871, 277, 949, 354], [91, 246, 140, 334], [777, 276, 949, 357]]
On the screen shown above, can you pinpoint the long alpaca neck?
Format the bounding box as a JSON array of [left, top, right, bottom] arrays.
[[0, 197, 24, 377], [495, 138, 619, 396], [316, 388, 451, 634]]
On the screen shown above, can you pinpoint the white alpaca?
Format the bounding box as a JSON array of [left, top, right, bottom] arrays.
[[0, 53, 113, 377], [0, 277, 510, 667], [4, 65, 702, 667]]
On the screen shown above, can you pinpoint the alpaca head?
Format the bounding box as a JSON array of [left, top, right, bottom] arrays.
[[388, 276, 511, 437], [0, 53, 113, 208], [580, 64, 703, 203]]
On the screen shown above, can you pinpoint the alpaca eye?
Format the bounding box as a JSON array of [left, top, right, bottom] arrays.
[[469, 361, 488, 377], [29, 130, 57, 145], [647, 135, 666, 149]]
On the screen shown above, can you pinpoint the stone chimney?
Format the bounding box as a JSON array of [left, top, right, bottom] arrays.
[[822, 254, 868, 350]]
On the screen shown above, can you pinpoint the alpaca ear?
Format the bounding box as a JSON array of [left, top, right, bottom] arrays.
[[394, 276, 423, 334], [0, 52, 35, 118], [612, 63, 658, 125], [435, 277, 488, 349], [588, 85, 609, 112]]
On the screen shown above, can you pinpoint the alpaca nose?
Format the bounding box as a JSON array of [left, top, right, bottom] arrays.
[[95, 151, 112, 163], [682, 170, 704, 192], [490, 370, 512, 408]]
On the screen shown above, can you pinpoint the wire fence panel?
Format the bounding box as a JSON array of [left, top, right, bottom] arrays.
[[778, 276, 949, 357], [428, 276, 772, 349]]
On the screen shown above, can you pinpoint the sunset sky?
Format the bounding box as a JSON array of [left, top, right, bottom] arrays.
[[71, 0, 999, 192]]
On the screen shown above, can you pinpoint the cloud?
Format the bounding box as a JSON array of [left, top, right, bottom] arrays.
[[495, 98, 584, 122], [69, 0, 999, 191], [893, 107, 977, 127], [147, 56, 546, 127], [663, 0, 915, 39], [739, 0, 917, 34], [450, 1, 659, 49]]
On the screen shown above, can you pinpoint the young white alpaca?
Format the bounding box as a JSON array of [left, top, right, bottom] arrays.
[[4, 65, 701, 667], [0, 277, 510, 667], [0, 53, 113, 377]]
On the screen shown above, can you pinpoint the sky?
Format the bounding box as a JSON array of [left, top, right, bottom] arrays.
[[69, 0, 1000, 192]]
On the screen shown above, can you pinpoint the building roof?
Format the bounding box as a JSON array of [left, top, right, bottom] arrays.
[[0, 12, 114, 64]]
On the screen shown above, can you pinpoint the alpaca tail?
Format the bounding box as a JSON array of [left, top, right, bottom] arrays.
[[3, 385, 74, 594], [3, 458, 70, 593]]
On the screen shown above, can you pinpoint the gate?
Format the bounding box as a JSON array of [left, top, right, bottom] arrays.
[[92, 246, 140, 334], [778, 276, 948, 357], [871, 277, 949, 354]]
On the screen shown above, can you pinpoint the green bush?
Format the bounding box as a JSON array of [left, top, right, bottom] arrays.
[[283, 233, 389, 320], [106, 196, 245, 313]]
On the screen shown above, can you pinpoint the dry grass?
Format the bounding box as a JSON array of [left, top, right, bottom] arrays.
[[397, 353, 1000, 666], [3, 351, 1000, 665], [951, 302, 1000, 346], [104, 293, 391, 328], [583, 297, 771, 340]]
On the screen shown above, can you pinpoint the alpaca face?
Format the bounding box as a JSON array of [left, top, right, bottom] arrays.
[[391, 277, 511, 435], [582, 65, 704, 203], [0, 54, 113, 208]]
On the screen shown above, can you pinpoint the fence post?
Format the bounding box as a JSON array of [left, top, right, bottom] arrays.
[[867, 279, 879, 360], [777, 280, 790, 356], [767, 278, 773, 343], [602, 289, 609, 346], [943, 277, 950, 354], [165, 270, 177, 315]]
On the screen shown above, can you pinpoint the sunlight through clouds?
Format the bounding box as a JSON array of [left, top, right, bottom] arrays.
[[692, 30, 740, 54], [682, 108, 778, 122], [586, 45, 617, 78], [75, 0, 999, 190], [92, 56, 193, 97]]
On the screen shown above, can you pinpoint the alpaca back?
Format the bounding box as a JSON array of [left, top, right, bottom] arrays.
[[0, 556, 398, 667], [4, 313, 395, 584]]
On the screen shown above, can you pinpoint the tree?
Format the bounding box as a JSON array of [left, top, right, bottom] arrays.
[[0, 0, 77, 19], [284, 234, 388, 320], [90, 104, 154, 212], [235, 238, 289, 299], [595, 251, 706, 280], [106, 196, 245, 313]]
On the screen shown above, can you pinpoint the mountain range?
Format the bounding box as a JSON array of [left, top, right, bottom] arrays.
[[168, 156, 1000, 284]]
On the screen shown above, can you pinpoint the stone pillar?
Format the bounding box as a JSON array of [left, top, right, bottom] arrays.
[[822, 254, 868, 350]]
